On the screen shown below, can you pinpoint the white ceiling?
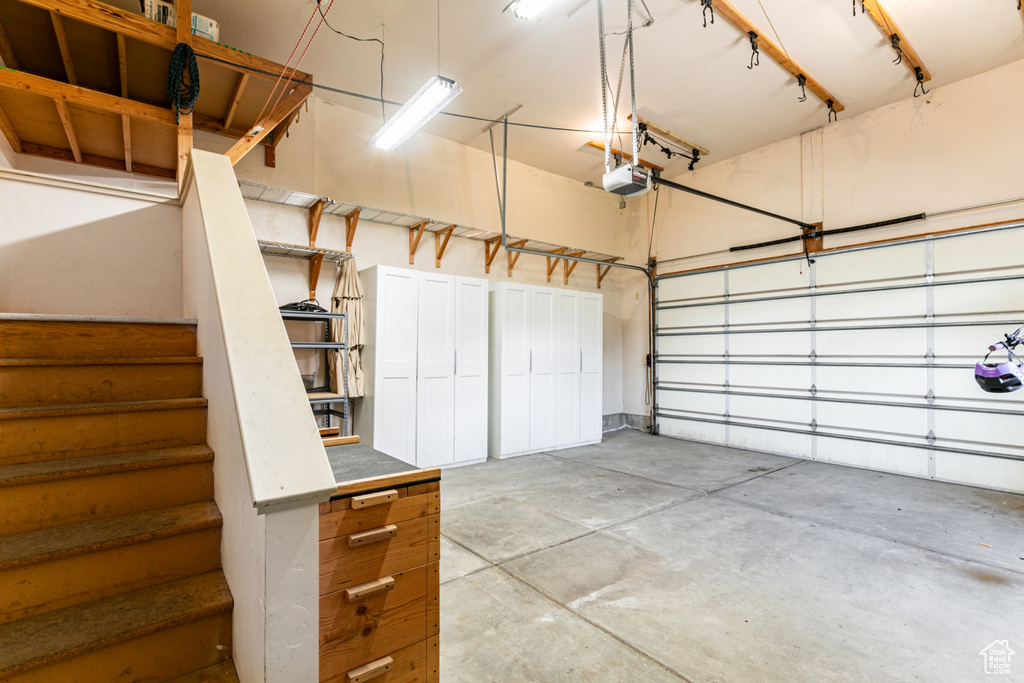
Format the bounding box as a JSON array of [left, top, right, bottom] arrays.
[[158, 0, 1024, 183]]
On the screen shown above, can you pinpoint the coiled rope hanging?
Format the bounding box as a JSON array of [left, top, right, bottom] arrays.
[[167, 43, 200, 123]]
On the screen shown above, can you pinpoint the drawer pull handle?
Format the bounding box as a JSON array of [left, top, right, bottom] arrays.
[[348, 524, 398, 548], [344, 576, 395, 601], [352, 490, 399, 508], [347, 655, 394, 683]]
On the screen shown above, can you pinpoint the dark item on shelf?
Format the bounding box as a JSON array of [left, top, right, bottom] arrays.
[[280, 299, 328, 313]]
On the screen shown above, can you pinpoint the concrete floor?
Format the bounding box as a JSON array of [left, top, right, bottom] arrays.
[[438, 429, 1024, 682]]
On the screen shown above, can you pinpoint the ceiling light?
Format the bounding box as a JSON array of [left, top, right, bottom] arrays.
[[371, 76, 463, 151], [507, 0, 564, 20]]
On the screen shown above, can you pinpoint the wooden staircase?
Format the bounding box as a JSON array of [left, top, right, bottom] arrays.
[[0, 319, 238, 682]]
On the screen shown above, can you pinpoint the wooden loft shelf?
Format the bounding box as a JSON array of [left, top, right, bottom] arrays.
[[0, 0, 312, 184]]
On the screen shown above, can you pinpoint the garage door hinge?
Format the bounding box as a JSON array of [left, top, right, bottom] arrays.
[[926, 430, 936, 444], [925, 348, 935, 362], [810, 419, 818, 431], [809, 350, 817, 360], [925, 390, 935, 404], [724, 411, 731, 421], [810, 384, 817, 396], [724, 381, 730, 389]]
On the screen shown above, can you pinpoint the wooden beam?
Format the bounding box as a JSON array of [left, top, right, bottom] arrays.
[[562, 251, 585, 285], [346, 209, 360, 252], [0, 67, 177, 126], [19, 0, 312, 85], [223, 72, 249, 131], [627, 115, 708, 157], [596, 257, 621, 289], [0, 102, 22, 153], [506, 240, 527, 277], [264, 145, 276, 168], [116, 34, 131, 172], [710, 0, 845, 113], [434, 226, 455, 268], [309, 252, 324, 300], [175, 0, 193, 194], [20, 142, 174, 179], [409, 220, 427, 264], [483, 236, 501, 274], [225, 83, 311, 165], [545, 247, 567, 282], [53, 99, 81, 162], [586, 142, 664, 172], [270, 110, 299, 148], [50, 12, 77, 85], [0, 17, 18, 70], [861, 0, 931, 82], [309, 199, 325, 247]]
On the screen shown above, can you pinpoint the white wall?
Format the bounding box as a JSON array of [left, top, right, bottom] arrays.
[[0, 133, 14, 168], [0, 174, 183, 317], [210, 98, 631, 417]]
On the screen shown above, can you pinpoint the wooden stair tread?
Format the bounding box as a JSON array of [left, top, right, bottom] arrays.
[[0, 445, 214, 488], [167, 659, 240, 683], [0, 397, 208, 420], [0, 320, 197, 359], [0, 570, 232, 677], [0, 356, 202, 367], [0, 501, 221, 570]]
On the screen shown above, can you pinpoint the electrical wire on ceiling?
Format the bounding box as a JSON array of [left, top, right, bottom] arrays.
[[314, 0, 386, 123]]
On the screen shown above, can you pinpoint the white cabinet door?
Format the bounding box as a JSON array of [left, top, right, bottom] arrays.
[[499, 283, 532, 456], [454, 277, 488, 464], [555, 290, 581, 448], [374, 268, 418, 463], [580, 291, 603, 443], [529, 286, 557, 451], [417, 273, 456, 467]]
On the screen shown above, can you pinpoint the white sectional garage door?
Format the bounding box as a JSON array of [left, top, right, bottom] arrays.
[[654, 221, 1024, 493]]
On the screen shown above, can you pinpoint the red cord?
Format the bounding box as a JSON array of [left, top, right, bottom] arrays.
[[251, 1, 323, 130], [255, 0, 335, 135]]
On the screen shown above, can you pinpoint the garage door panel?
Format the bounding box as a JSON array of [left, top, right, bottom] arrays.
[[657, 363, 726, 385], [933, 279, 1022, 317], [729, 331, 810, 356], [657, 272, 724, 302], [933, 324, 1018, 357], [935, 411, 1024, 446], [657, 334, 725, 356], [729, 261, 808, 296], [659, 417, 728, 444], [740, 365, 812, 391], [817, 402, 927, 437], [729, 297, 808, 326], [728, 425, 809, 457], [816, 288, 924, 323], [934, 452, 1024, 492], [731, 394, 810, 424], [815, 437, 929, 477], [934, 366, 1024, 403], [816, 242, 924, 286], [933, 229, 1024, 273], [658, 390, 726, 416], [815, 366, 927, 397], [657, 304, 724, 328], [815, 327, 926, 357]]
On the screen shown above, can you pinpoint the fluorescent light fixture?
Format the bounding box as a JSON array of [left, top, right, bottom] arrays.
[[371, 75, 463, 151], [507, 0, 564, 20]]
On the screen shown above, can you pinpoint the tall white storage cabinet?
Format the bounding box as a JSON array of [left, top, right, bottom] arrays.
[[356, 266, 489, 468], [489, 283, 602, 458]]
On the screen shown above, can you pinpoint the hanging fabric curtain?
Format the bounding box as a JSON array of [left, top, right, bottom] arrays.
[[330, 258, 364, 398]]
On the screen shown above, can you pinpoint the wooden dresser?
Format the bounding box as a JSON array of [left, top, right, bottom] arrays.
[[318, 466, 441, 683]]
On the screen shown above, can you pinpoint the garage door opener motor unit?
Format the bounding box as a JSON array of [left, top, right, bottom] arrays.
[[975, 324, 1023, 393]]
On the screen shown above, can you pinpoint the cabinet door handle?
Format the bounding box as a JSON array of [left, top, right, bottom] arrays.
[[348, 524, 398, 548], [351, 490, 398, 508], [344, 576, 395, 601], [346, 655, 394, 683]]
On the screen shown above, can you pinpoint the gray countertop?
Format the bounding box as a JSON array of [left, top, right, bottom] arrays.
[[324, 443, 421, 486]]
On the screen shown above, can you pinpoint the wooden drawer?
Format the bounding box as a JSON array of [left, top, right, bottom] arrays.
[[320, 489, 440, 542], [320, 515, 440, 594], [322, 638, 429, 683], [320, 563, 439, 676]]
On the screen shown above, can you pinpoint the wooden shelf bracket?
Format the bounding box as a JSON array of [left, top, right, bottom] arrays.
[[434, 225, 455, 268], [596, 257, 622, 288], [309, 199, 326, 247], [483, 236, 501, 274], [507, 240, 527, 277], [562, 251, 585, 285], [409, 220, 427, 264], [346, 208, 360, 253], [545, 248, 567, 282]]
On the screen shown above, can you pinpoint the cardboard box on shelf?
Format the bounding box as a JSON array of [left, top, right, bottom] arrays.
[[143, 0, 220, 42]]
